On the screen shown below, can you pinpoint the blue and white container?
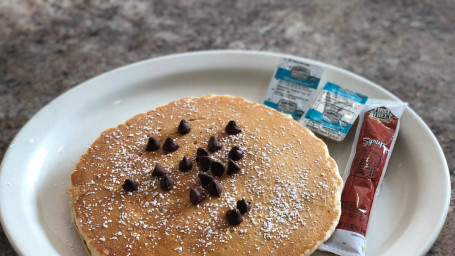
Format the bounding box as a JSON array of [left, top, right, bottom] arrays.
[[264, 58, 324, 119], [299, 82, 368, 141]]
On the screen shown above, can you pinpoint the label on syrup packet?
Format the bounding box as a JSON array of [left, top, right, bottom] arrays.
[[319, 99, 407, 256], [264, 58, 323, 119], [299, 82, 368, 141]]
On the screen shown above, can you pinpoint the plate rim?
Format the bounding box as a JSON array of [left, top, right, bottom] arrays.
[[0, 49, 450, 255]]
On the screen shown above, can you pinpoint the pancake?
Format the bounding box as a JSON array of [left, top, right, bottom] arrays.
[[67, 95, 342, 256]]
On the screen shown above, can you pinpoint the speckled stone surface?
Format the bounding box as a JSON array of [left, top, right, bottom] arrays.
[[0, 0, 453, 255]]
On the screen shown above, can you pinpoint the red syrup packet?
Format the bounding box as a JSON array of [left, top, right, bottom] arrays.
[[319, 99, 407, 256]]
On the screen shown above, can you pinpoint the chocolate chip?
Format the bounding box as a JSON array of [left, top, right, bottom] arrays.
[[160, 176, 174, 191], [211, 161, 225, 177], [145, 136, 160, 151], [178, 119, 191, 134], [226, 159, 241, 175], [152, 163, 165, 177], [228, 146, 244, 161], [226, 209, 243, 226], [198, 155, 212, 172], [225, 120, 242, 135], [179, 156, 193, 172], [236, 199, 251, 214], [190, 188, 206, 205], [207, 136, 222, 152], [207, 180, 222, 196], [163, 138, 179, 153], [198, 173, 214, 189], [196, 148, 208, 162], [122, 179, 138, 192]]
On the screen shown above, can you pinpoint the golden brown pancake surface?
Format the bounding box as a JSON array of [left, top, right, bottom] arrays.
[[67, 95, 342, 256]]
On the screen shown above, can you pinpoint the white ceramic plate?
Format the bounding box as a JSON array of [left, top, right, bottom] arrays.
[[0, 50, 450, 256]]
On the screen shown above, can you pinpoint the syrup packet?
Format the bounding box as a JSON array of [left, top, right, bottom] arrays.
[[264, 58, 323, 119], [319, 99, 407, 256], [299, 82, 368, 141]]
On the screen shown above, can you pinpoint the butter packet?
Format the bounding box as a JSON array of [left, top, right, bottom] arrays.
[[299, 82, 368, 141], [264, 58, 323, 119]]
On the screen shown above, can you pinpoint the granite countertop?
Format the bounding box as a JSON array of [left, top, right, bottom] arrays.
[[0, 0, 453, 255]]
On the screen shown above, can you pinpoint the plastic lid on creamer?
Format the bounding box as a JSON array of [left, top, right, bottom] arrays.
[[263, 58, 323, 119], [299, 82, 368, 141]]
